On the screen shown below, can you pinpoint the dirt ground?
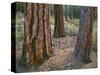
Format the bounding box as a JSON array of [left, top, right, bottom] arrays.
[[16, 35, 97, 72]]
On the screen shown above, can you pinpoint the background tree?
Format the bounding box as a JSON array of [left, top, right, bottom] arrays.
[[73, 6, 80, 19], [69, 6, 73, 19], [74, 7, 95, 63], [53, 5, 64, 38], [64, 6, 80, 20], [50, 5, 54, 16], [21, 3, 53, 66], [64, 6, 70, 21], [16, 2, 25, 13]]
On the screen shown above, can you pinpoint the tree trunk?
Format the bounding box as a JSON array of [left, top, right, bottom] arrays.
[[64, 6, 70, 21], [21, 3, 53, 66], [69, 6, 73, 19], [34, 4, 53, 65], [53, 5, 64, 38], [74, 7, 95, 63], [21, 3, 33, 66]]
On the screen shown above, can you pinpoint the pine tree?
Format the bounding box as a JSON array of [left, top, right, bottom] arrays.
[[21, 3, 53, 66], [53, 5, 65, 38], [74, 7, 95, 63]]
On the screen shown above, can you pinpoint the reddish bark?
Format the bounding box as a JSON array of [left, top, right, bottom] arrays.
[[53, 5, 64, 38], [74, 7, 95, 63], [21, 3, 53, 66]]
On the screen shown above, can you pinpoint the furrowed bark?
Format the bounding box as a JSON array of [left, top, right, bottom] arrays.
[[74, 7, 95, 63], [53, 5, 64, 38]]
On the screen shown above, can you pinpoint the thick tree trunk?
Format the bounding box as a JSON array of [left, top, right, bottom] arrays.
[[43, 4, 53, 58], [53, 5, 64, 38], [74, 7, 95, 63], [21, 3, 53, 66], [21, 3, 33, 66]]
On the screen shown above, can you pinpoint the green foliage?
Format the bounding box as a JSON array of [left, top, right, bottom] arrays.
[[49, 16, 55, 25], [73, 6, 80, 18], [91, 21, 97, 52], [16, 2, 25, 13], [64, 19, 79, 36], [64, 6, 80, 19], [50, 5, 54, 16], [16, 12, 24, 50]]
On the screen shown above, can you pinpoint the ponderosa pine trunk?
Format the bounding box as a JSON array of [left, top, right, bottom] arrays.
[[74, 7, 95, 63], [21, 3, 53, 66], [33, 4, 53, 65], [53, 5, 64, 38], [21, 3, 33, 66]]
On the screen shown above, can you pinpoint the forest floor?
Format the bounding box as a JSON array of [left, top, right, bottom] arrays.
[[16, 35, 97, 72], [38, 36, 97, 71]]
